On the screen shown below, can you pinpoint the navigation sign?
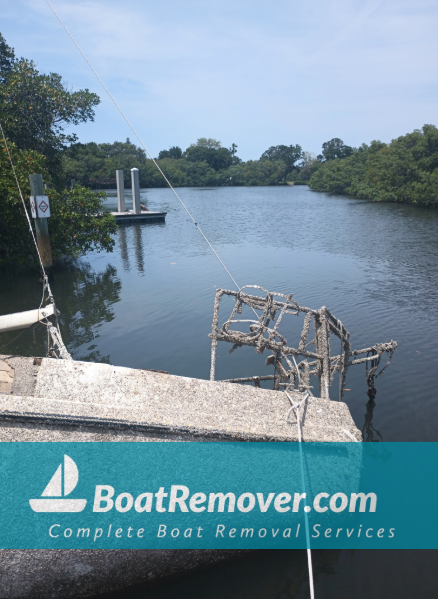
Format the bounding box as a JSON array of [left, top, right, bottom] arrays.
[[35, 195, 50, 218], [30, 196, 37, 218]]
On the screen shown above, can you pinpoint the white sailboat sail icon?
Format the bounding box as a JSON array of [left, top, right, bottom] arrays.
[[29, 455, 87, 512]]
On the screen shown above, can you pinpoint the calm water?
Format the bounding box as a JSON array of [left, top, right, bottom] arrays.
[[2, 185, 438, 597]]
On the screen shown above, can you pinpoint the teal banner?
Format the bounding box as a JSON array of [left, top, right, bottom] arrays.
[[0, 442, 435, 549]]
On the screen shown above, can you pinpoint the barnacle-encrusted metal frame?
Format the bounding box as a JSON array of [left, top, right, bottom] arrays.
[[209, 286, 397, 401]]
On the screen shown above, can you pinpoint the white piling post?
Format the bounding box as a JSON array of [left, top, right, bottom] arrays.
[[116, 170, 125, 212], [131, 168, 141, 215]]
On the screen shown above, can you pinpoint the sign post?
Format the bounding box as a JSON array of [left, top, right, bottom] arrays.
[[29, 174, 53, 269]]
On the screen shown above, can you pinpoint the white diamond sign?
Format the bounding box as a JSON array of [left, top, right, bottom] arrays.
[[36, 195, 50, 218]]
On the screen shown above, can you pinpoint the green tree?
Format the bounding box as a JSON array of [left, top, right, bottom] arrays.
[[0, 33, 14, 83], [48, 185, 117, 259], [190, 137, 222, 150], [62, 137, 303, 189], [158, 146, 182, 159], [0, 139, 117, 266], [184, 143, 234, 170], [260, 144, 302, 177], [288, 151, 320, 182], [317, 138, 354, 161], [63, 140, 147, 187], [309, 125, 438, 205], [0, 32, 100, 183], [99, 139, 146, 161], [218, 159, 287, 186]]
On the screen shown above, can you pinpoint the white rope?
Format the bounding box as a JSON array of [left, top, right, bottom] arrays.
[[48, 325, 72, 360], [0, 123, 47, 280], [286, 390, 315, 599], [343, 428, 358, 442], [0, 122, 70, 358], [45, 0, 242, 292], [0, 123, 51, 311]]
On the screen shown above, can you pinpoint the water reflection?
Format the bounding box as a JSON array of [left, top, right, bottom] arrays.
[[118, 227, 130, 272], [132, 225, 144, 274], [55, 262, 122, 363], [0, 262, 121, 362], [117, 222, 158, 275], [362, 398, 383, 442]]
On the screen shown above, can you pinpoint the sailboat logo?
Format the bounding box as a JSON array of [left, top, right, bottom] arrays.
[[29, 455, 87, 513]]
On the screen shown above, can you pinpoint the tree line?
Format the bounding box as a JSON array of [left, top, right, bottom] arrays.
[[308, 126, 438, 206], [63, 138, 307, 188]]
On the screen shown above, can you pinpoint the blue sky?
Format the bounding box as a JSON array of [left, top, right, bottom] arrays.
[[2, 0, 438, 160]]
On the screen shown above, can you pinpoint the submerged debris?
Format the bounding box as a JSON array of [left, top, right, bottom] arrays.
[[209, 286, 397, 401]]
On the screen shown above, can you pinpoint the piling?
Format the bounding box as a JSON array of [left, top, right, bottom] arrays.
[[116, 170, 125, 212], [131, 168, 141, 215], [29, 174, 53, 270]]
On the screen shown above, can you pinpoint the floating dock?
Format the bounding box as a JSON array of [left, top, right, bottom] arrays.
[[112, 210, 167, 224], [0, 355, 361, 598]]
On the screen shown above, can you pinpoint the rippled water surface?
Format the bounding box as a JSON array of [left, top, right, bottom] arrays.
[[2, 185, 438, 597]]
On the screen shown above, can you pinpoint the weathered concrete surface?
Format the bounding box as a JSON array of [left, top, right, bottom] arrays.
[[0, 356, 361, 441], [0, 358, 14, 393], [8, 356, 40, 396], [0, 355, 40, 396], [29, 358, 361, 442], [0, 356, 362, 598]]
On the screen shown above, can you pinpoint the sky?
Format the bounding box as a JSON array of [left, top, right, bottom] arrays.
[[2, 0, 438, 160]]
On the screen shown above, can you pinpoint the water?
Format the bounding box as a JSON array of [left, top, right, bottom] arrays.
[[2, 185, 438, 596]]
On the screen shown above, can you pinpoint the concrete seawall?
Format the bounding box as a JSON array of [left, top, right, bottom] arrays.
[[0, 356, 362, 443], [0, 355, 362, 598]]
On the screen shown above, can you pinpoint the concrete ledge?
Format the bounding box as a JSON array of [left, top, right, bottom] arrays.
[[28, 359, 362, 442], [0, 393, 360, 442]]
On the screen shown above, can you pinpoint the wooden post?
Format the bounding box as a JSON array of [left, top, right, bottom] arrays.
[[131, 168, 141, 215], [29, 174, 53, 269], [116, 170, 125, 212]]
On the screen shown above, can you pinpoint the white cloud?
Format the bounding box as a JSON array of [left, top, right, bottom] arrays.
[[2, 0, 438, 157]]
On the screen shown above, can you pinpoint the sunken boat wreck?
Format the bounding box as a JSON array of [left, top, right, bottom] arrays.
[[0, 286, 396, 598]]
